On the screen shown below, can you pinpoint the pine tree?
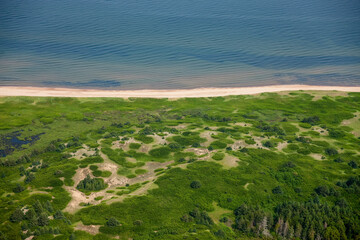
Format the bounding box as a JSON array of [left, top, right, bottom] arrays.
[[13, 183, 25, 193], [9, 208, 24, 223], [33, 200, 44, 215], [44, 201, 53, 213], [106, 217, 120, 227], [295, 223, 302, 239], [54, 210, 65, 219], [69, 233, 76, 240], [38, 212, 49, 226]]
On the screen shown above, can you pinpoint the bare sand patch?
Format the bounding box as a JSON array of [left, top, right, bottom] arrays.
[[152, 134, 172, 145], [173, 124, 188, 130], [105, 161, 173, 204], [185, 148, 209, 156], [310, 154, 324, 161], [139, 144, 150, 153], [128, 161, 173, 185], [231, 140, 247, 150], [231, 122, 251, 127], [111, 137, 139, 151], [276, 142, 288, 151], [310, 90, 350, 101], [200, 131, 217, 146], [244, 182, 253, 190], [71, 144, 96, 160], [73, 168, 93, 186], [311, 126, 328, 136], [63, 151, 128, 213], [127, 158, 137, 163], [220, 155, 240, 169], [208, 202, 232, 224], [75, 222, 100, 235], [252, 136, 266, 148], [29, 190, 51, 196]]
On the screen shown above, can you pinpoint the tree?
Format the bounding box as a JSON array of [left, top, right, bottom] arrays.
[[38, 212, 49, 226], [33, 200, 44, 214], [54, 210, 65, 219], [10, 208, 24, 222], [325, 148, 338, 156], [348, 160, 358, 169], [263, 141, 274, 148], [13, 183, 25, 193], [44, 201, 54, 213], [25, 208, 36, 220], [302, 116, 320, 125], [324, 226, 340, 240], [190, 181, 201, 189], [133, 220, 143, 226], [106, 217, 120, 227], [272, 186, 283, 194], [181, 214, 192, 222], [69, 233, 76, 240], [25, 173, 35, 183]]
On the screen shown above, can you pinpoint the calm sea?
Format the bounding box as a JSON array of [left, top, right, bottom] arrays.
[[0, 0, 360, 89]]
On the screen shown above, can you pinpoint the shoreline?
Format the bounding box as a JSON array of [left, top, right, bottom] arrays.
[[1, 85, 360, 98]]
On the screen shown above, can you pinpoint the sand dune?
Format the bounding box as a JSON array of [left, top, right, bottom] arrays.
[[1, 85, 360, 98]]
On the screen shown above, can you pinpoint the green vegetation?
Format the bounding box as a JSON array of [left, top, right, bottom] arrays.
[[149, 146, 171, 158], [1, 91, 360, 239], [212, 152, 225, 161], [134, 169, 147, 175], [210, 140, 227, 149], [129, 143, 141, 149]]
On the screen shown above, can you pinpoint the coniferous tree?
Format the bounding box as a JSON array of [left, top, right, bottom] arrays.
[[44, 201, 53, 213], [9, 208, 24, 223], [106, 217, 120, 227], [38, 212, 49, 226], [33, 200, 44, 215], [54, 210, 65, 219]]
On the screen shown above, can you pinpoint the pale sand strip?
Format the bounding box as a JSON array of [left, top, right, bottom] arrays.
[[1, 85, 360, 98]]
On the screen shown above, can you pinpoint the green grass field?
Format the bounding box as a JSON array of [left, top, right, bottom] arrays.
[[0, 91, 359, 239]]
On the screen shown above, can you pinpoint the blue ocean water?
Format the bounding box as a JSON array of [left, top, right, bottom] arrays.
[[0, 0, 359, 89]]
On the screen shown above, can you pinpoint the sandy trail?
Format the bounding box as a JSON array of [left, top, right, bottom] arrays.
[[1, 85, 360, 98]]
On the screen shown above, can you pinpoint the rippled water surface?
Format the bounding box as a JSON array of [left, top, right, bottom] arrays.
[[0, 0, 360, 89]]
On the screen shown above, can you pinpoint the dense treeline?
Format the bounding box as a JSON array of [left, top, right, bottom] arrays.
[[233, 200, 360, 240]]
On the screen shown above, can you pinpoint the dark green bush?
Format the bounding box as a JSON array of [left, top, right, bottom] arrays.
[[106, 217, 120, 227], [190, 181, 201, 189], [149, 147, 171, 158], [210, 141, 227, 149]]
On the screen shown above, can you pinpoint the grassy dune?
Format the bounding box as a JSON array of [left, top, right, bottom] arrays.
[[0, 91, 359, 239]]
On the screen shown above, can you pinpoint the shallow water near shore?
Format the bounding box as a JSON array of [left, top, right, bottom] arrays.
[[0, 0, 360, 89]]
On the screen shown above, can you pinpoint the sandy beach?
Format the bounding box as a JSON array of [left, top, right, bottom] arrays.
[[1, 85, 360, 98]]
